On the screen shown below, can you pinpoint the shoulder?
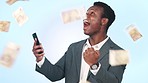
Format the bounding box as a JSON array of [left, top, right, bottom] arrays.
[[68, 39, 87, 48], [72, 39, 86, 45], [107, 38, 124, 50]]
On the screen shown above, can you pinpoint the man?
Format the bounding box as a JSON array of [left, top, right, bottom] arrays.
[[32, 1, 126, 83]]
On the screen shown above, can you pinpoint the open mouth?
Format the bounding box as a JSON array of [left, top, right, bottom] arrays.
[[83, 19, 90, 28]]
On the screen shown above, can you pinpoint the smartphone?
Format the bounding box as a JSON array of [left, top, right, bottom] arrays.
[[32, 32, 40, 45], [32, 32, 43, 54]]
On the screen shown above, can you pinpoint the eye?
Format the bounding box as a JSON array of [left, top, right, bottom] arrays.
[[90, 11, 95, 16], [86, 10, 96, 17]]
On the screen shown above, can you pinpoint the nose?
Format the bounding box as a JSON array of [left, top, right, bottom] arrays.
[[83, 14, 88, 22], [83, 19, 87, 23], [86, 13, 91, 19]]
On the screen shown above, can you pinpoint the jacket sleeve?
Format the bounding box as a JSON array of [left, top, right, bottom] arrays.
[[35, 56, 65, 82], [88, 64, 126, 83]]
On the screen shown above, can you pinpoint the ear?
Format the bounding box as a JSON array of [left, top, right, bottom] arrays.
[[101, 18, 108, 26]]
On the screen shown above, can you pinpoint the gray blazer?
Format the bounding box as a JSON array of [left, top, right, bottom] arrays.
[[36, 38, 126, 83]]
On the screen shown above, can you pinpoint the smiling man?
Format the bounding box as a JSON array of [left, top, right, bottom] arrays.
[[32, 1, 126, 83]]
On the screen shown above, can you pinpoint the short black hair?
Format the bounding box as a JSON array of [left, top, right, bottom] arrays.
[[94, 1, 115, 32]]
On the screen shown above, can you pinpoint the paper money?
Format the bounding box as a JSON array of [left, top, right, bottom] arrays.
[[109, 50, 129, 66], [79, 80, 91, 83], [126, 24, 142, 41], [0, 42, 20, 68], [61, 7, 86, 24], [6, 0, 29, 5], [0, 21, 10, 32], [13, 7, 28, 26], [6, 0, 17, 5], [77, 7, 86, 20]]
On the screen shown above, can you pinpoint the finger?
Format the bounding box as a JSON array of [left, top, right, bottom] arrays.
[[33, 38, 41, 46], [33, 39, 38, 52], [89, 47, 95, 51], [87, 47, 95, 54], [33, 44, 43, 51], [35, 53, 44, 58], [83, 52, 88, 61], [95, 50, 100, 55], [34, 48, 44, 54], [86, 47, 95, 52], [83, 51, 86, 57], [33, 38, 37, 46], [85, 47, 91, 53], [84, 48, 89, 56], [36, 54, 44, 62]]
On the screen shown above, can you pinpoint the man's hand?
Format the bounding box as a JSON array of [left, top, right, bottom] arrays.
[[32, 39, 44, 62], [83, 47, 100, 66]]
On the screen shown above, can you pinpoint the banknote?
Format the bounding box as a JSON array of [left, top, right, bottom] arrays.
[[0, 42, 20, 68], [0, 21, 10, 32], [13, 7, 28, 26], [126, 24, 142, 41], [77, 7, 86, 20], [6, 0, 17, 5], [61, 7, 86, 24], [62, 9, 81, 24], [109, 50, 129, 66]]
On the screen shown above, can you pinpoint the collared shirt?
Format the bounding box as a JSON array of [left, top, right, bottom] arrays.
[[79, 37, 109, 81]]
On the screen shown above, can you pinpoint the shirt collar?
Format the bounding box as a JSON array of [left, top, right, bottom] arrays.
[[84, 37, 109, 50]]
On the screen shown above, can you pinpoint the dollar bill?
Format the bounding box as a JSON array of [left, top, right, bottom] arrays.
[[61, 7, 86, 24], [0, 21, 10, 32], [13, 7, 28, 26], [126, 24, 142, 41], [109, 50, 129, 66], [0, 42, 20, 68], [6, 0, 17, 5]]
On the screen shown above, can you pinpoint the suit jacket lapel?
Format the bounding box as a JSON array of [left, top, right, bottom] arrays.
[[75, 40, 87, 81], [98, 38, 112, 61]]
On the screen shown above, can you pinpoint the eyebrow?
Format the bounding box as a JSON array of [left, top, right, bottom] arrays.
[[86, 8, 96, 13], [87, 8, 96, 11]]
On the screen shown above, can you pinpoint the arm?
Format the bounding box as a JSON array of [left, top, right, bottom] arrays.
[[36, 57, 65, 82], [32, 38, 66, 82]]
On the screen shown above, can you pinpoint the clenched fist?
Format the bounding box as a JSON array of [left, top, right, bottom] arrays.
[[83, 47, 100, 66]]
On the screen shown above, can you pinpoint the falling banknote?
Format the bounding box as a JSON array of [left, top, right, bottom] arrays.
[[13, 7, 28, 26], [6, 0, 17, 5], [109, 50, 129, 66], [0, 21, 10, 32], [126, 24, 142, 41], [0, 42, 20, 68], [77, 7, 86, 20], [6, 0, 29, 5], [61, 7, 86, 24]]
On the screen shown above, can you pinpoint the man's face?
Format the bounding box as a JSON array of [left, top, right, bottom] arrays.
[[83, 6, 104, 36]]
